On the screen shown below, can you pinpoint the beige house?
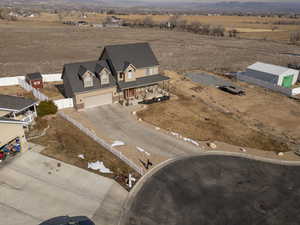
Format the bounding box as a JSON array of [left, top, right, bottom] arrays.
[[0, 118, 28, 159], [62, 43, 169, 110]]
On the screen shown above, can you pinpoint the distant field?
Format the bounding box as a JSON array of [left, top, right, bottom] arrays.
[[0, 20, 300, 76], [25, 13, 300, 42]]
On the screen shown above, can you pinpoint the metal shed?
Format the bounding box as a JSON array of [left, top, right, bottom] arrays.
[[245, 62, 299, 88]]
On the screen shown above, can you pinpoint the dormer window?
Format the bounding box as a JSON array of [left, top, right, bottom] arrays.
[[100, 69, 110, 85], [128, 70, 133, 79], [83, 74, 93, 88], [78, 66, 94, 88]]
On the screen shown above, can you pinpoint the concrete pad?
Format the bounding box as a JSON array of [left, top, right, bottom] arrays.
[[0, 151, 128, 225]]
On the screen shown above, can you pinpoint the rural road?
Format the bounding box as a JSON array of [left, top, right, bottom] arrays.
[[121, 154, 300, 225], [82, 104, 201, 158], [0, 151, 127, 225]]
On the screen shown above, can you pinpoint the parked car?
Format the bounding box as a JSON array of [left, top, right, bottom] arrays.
[[294, 149, 300, 157], [288, 63, 300, 70], [218, 85, 245, 96], [39, 216, 95, 225], [139, 95, 170, 105]]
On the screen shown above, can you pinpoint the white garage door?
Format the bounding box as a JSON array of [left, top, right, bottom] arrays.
[[84, 92, 112, 109]]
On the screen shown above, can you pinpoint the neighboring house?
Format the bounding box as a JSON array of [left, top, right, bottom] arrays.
[[62, 43, 170, 110], [0, 95, 37, 124], [26, 72, 43, 89], [244, 62, 299, 88], [0, 117, 28, 161]]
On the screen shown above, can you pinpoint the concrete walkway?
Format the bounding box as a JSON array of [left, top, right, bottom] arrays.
[[0, 151, 127, 225]]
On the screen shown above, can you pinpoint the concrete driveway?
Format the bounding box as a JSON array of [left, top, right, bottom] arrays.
[[0, 151, 127, 225], [83, 104, 200, 158]]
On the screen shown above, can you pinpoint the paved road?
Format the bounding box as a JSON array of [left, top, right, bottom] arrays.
[[121, 154, 300, 225], [0, 151, 127, 225], [83, 105, 200, 158]]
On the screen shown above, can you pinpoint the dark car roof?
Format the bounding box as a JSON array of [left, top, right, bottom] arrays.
[[26, 72, 42, 80], [103, 42, 159, 72], [39, 216, 95, 225], [0, 94, 36, 112]]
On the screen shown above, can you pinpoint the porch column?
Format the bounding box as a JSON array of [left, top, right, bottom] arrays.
[[33, 104, 37, 117]]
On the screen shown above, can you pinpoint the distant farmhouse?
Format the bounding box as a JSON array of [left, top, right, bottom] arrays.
[[62, 43, 169, 110]]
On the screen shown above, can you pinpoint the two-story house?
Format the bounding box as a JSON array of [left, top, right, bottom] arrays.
[[62, 43, 169, 110]]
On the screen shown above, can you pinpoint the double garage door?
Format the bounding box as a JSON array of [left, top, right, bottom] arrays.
[[84, 92, 112, 109]]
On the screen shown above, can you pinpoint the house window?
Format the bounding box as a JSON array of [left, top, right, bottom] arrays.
[[101, 73, 109, 85], [146, 68, 153, 76], [83, 76, 93, 88], [119, 73, 123, 80], [128, 70, 133, 79]]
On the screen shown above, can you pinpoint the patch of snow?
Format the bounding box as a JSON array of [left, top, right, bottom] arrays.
[[137, 146, 151, 156], [183, 137, 199, 146], [78, 154, 85, 159], [111, 140, 125, 147], [88, 161, 113, 174]]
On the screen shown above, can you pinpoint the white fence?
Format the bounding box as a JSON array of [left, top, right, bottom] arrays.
[[42, 74, 62, 82], [0, 76, 24, 86], [0, 74, 62, 86], [18, 78, 49, 101], [59, 111, 145, 175], [54, 98, 74, 109]]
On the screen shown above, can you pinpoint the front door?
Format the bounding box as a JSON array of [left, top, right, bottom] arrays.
[[282, 75, 293, 88]]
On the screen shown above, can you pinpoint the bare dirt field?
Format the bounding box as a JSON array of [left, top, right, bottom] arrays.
[[137, 71, 300, 153], [0, 21, 300, 77], [29, 115, 140, 188], [27, 13, 300, 42]]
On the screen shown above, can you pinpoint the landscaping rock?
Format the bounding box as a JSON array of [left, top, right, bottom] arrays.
[[208, 142, 217, 149]]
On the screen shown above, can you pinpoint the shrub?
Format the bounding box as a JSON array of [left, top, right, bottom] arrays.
[[37, 101, 58, 117]]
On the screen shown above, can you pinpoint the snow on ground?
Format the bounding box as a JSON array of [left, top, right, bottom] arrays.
[[136, 147, 151, 156], [111, 140, 125, 147], [88, 161, 113, 174]]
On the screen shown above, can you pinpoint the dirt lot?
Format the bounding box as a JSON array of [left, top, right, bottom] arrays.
[[1, 21, 300, 77], [29, 115, 140, 188], [137, 71, 300, 153]]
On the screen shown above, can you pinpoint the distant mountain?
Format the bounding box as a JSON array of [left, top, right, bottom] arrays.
[[1, 0, 300, 14]]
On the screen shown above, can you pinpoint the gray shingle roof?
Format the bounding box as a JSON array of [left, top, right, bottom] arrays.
[[247, 62, 294, 76], [102, 43, 159, 72], [0, 95, 36, 112], [118, 74, 169, 90], [62, 60, 116, 96], [26, 72, 42, 81]]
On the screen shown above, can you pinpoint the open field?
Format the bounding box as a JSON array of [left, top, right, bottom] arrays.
[[137, 71, 300, 153], [0, 21, 300, 77], [29, 115, 139, 187], [24, 13, 300, 42]]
